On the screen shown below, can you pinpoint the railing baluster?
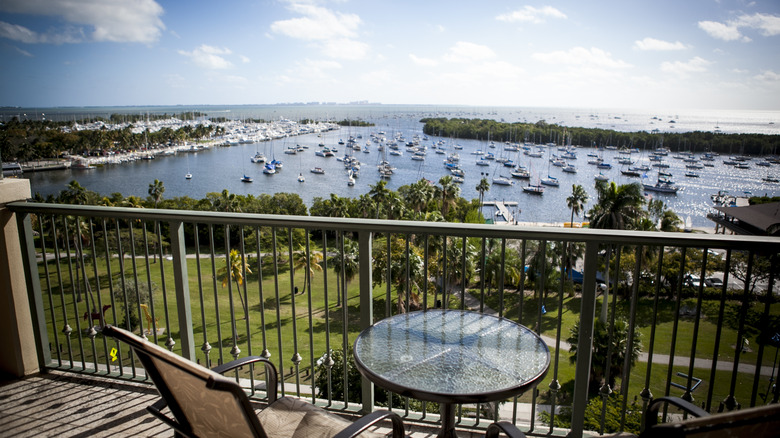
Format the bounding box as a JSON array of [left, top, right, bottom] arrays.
[[156, 221, 175, 352], [664, 246, 687, 414], [569, 240, 599, 438], [193, 224, 212, 368], [225, 225, 238, 360], [706, 248, 730, 411], [722, 250, 755, 411], [208, 224, 224, 366], [254, 227, 269, 360], [498, 238, 506, 317], [619, 245, 643, 430], [460, 235, 467, 310], [288, 228, 301, 396], [38, 215, 60, 367], [752, 253, 776, 406], [62, 216, 86, 369], [305, 231, 316, 404], [169, 220, 194, 360], [479, 237, 486, 313], [358, 230, 374, 413], [321, 230, 333, 407], [271, 227, 285, 395], [141, 222, 157, 345]]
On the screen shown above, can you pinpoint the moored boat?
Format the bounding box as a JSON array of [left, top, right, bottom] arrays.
[[523, 184, 544, 195]]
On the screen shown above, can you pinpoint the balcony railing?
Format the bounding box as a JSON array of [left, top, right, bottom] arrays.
[[6, 200, 780, 437]]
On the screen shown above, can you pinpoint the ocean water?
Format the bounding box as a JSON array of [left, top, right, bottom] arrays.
[[13, 105, 780, 227]]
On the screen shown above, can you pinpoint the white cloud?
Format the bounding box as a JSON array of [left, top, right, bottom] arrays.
[[732, 68, 748, 74], [0, 0, 165, 44], [322, 38, 369, 60], [178, 45, 234, 69], [660, 56, 712, 76], [271, 4, 360, 41], [734, 13, 780, 36], [698, 20, 748, 41], [443, 41, 495, 63], [164, 74, 186, 89], [532, 47, 631, 69], [0, 21, 41, 43], [436, 25, 445, 32], [754, 70, 780, 82], [270, 3, 367, 60], [496, 6, 567, 24], [13, 46, 33, 57], [240, 55, 251, 63], [633, 37, 688, 51], [409, 54, 438, 67], [698, 13, 780, 42]]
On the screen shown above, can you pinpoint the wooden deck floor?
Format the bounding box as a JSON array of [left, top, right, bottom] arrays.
[[0, 371, 483, 437]]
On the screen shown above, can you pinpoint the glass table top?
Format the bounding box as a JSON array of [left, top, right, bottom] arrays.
[[353, 309, 550, 403]]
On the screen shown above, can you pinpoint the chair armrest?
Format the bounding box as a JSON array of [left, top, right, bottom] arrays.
[[332, 410, 406, 438], [644, 396, 709, 428], [210, 355, 278, 402], [486, 421, 527, 438]]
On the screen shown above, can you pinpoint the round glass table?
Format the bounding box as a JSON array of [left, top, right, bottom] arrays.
[[353, 309, 550, 437]]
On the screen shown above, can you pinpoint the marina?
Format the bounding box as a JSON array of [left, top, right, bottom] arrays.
[[8, 106, 780, 228]]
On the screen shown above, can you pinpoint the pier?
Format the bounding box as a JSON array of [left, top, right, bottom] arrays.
[[484, 201, 517, 224], [20, 160, 71, 173]]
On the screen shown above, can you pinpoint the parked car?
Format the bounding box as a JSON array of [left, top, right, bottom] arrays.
[[684, 274, 703, 287], [705, 277, 724, 287]]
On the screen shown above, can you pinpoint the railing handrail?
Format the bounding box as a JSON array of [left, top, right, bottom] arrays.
[[8, 201, 779, 250]]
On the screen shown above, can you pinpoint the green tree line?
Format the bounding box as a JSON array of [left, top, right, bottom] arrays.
[[421, 117, 780, 156], [0, 118, 225, 162]]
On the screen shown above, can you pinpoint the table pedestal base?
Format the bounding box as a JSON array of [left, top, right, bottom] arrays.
[[438, 403, 457, 438]]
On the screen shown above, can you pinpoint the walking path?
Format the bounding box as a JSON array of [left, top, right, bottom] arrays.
[[459, 291, 775, 377]]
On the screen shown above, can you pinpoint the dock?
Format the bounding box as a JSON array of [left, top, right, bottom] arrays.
[[20, 160, 71, 173]]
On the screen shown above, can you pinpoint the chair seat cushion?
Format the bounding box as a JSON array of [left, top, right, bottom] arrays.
[[257, 397, 385, 438]]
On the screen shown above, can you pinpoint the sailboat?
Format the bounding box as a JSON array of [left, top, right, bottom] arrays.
[[298, 173, 305, 183], [185, 155, 192, 179]]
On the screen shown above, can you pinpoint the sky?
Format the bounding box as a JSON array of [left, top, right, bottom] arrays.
[[0, 0, 779, 110]]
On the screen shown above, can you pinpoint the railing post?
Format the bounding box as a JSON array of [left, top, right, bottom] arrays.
[[358, 230, 374, 413], [569, 240, 599, 438], [0, 179, 47, 376], [170, 220, 195, 361]]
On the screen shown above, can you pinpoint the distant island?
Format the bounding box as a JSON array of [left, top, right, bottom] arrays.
[[422, 118, 780, 156]]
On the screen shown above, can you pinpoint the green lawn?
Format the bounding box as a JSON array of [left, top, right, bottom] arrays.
[[38, 253, 777, 409]]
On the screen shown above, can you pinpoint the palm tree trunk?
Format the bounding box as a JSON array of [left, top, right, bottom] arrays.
[[600, 246, 611, 323], [234, 279, 247, 317]]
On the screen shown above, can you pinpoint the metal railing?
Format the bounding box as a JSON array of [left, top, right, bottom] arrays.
[[8, 201, 780, 437]]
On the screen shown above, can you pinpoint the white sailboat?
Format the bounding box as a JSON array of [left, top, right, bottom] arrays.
[[185, 155, 192, 179]]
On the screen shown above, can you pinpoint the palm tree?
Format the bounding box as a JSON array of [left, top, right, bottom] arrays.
[[217, 249, 250, 317], [437, 175, 461, 218], [148, 179, 165, 208], [368, 180, 392, 219], [588, 182, 645, 322], [403, 179, 435, 214], [331, 238, 358, 306], [588, 182, 645, 230], [215, 189, 240, 213], [292, 246, 323, 294], [566, 184, 588, 227], [476, 176, 490, 219]]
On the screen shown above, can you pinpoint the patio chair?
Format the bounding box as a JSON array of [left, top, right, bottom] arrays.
[[639, 396, 780, 437], [485, 396, 780, 437], [102, 325, 405, 438]]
